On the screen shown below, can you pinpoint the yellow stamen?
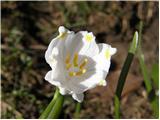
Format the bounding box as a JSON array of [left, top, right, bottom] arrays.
[[82, 69, 86, 74], [69, 72, 76, 77], [65, 54, 70, 64], [80, 59, 88, 69], [73, 53, 78, 67], [76, 69, 86, 76], [66, 63, 72, 70]]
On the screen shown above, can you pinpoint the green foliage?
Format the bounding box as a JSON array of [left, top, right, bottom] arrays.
[[151, 63, 159, 89], [114, 31, 139, 118], [137, 21, 159, 118], [40, 88, 60, 119], [114, 95, 120, 119], [74, 102, 81, 118]]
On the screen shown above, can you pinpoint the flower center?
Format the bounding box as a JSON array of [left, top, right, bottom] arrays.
[[65, 53, 88, 77]]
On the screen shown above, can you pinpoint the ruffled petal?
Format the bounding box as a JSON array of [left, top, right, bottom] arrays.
[[67, 70, 107, 94], [59, 87, 69, 95], [44, 70, 62, 86], [93, 43, 117, 72], [64, 31, 99, 63], [45, 26, 74, 68], [72, 93, 84, 102]]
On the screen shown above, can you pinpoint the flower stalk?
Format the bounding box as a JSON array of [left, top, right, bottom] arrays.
[[74, 102, 81, 118], [47, 93, 64, 119], [39, 88, 62, 119], [114, 31, 139, 118], [137, 21, 159, 118]]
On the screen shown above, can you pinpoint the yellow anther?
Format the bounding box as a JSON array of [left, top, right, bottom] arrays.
[[76, 69, 86, 76], [105, 49, 110, 60], [76, 71, 83, 76], [85, 34, 93, 42], [73, 53, 78, 67], [69, 72, 76, 77], [66, 63, 72, 70], [65, 54, 70, 64], [82, 69, 86, 74], [80, 59, 88, 69]]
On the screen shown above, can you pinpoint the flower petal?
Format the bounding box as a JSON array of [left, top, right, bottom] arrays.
[[65, 31, 99, 62], [67, 70, 107, 94], [45, 26, 74, 68], [44, 70, 61, 86], [72, 93, 84, 102], [59, 87, 69, 95], [80, 31, 99, 57], [93, 43, 117, 72]]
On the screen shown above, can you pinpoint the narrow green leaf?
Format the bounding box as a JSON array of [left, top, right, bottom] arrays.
[[137, 21, 152, 93], [115, 53, 134, 98], [151, 96, 159, 118], [39, 88, 60, 119], [114, 31, 139, 118], [74, 102, 81, 118], [47, 94, 64, 119], [137, 21, 159, 118], [138, 54, 152, 93], [129, 31, 138, 54], [151, 63, 159, 89], [114, 95, 120, 119]]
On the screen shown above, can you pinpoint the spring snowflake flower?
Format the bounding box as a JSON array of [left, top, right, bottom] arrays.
[[45, 26, 117, 102]]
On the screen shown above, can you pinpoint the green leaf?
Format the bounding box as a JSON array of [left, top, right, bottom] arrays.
[[114, 95, 120, 119], [137, 21, 158, 118], [47, 94, 64, 119], [39, 88, 60, 119], [138, 54, 152, 93], [114, 31, 139, 118], [151, 63, 159, 89], [129, 31, 138, 54], [74, 102, 81, 118]]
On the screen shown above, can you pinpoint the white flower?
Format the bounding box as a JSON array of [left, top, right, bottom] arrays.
[[45, 26, 117, 102]]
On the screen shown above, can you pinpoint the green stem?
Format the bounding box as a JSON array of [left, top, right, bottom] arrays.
[[137, 21, 152, 93], [114, 95, 120, 119], [137, 21, 158, 118], [74, 102, 81, 118], [115, 53, 134, 98], [39, 88, 60, 119], [47, 94, 64, 119], [114, 31, 138, 118]]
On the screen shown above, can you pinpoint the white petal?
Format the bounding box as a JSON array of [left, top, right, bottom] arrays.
[[45, 26, 74, 67], [59, 87, 69, 95], [67, 70, 107, 94], [93, 43, 117, 72], [79, 31, 99, 57], [72, 93, 84, 103], [65, 31, 99, 62], [44, 70, 61, 86]]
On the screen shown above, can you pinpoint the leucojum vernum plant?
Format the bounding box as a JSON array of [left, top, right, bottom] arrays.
[[40, 26, 139, 119]]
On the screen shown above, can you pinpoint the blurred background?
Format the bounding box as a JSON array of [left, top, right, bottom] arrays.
[[1, 1, 159, 119]]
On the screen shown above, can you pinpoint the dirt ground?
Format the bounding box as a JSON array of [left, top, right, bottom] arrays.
[[1, 1, 159, 119]]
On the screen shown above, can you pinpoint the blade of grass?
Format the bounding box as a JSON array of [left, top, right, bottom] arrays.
[[47, 93, 64, 119], [137, 21, 152, 93], [39, 88, 60, 119], [114, 31, 139, 118], [137, 21, 159, 118], [151, 63, 159, 89], [74, 102, 81, 118]]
